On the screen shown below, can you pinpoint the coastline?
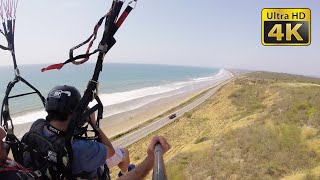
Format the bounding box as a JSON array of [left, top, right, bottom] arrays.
[[12, 70, 233, 138], [121, 72, 320, 179], [101, 84, 212, 138], [100, 71, 233, 138]]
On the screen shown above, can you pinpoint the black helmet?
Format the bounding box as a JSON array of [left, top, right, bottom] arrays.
[[45, 85, 81, 114]]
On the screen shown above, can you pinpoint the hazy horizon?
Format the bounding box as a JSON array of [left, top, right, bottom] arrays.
[[0, 62, 318, 79], [0, 0, 319, 77]]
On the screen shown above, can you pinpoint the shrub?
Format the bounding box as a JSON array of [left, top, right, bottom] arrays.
[[185, 112, 192, 118], [194, 137, 209, 144]]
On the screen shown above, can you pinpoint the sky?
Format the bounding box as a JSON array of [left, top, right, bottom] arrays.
[[0, 0, 319, 76]]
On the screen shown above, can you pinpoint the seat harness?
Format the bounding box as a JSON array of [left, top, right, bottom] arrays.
[[0, 0, 45, 165], [1, 0, 138, 179]]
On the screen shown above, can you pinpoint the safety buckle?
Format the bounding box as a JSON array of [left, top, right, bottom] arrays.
[[27, 172, 35, 178], [96, 81, 99, 96], [98, 44, 109, 53], [47, 150, 58, 163], [88, 80, 99, 101], [34, 170, 42, 177], [14, 68, 21, 78], [6, 119, 14, 135], [128, 0, 137, 9]]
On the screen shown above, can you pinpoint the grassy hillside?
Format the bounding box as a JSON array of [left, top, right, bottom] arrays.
[[119, 72, 320, 179]]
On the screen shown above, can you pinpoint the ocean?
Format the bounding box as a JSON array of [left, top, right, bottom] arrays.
[[0, 63, 230, 125]]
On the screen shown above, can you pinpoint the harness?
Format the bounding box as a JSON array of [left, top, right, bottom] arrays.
[[0, 0, 138, 179], [0, 0, 45, 166], [41, 1, 138, 179], [21, 119, 69, 179], [0, 159, 42, 179], [21, 119, 110, 179]]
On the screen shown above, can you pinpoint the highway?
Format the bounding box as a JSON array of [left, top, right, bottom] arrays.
[[112, 78, 232, 147]]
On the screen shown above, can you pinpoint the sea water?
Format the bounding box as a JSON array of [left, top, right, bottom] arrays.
[[0, 63, 231, 125]]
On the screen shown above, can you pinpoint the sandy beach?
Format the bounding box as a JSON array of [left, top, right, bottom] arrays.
[[12, 86, 214, 139], [101, 85, 210, 138], [12, 70, 233, 139], [101, 73, 233, 138]]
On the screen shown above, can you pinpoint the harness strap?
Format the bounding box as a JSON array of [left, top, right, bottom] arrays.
[[0, 44, 10, 50], [74, 95, 103, 140], [1, 0, 45, 142], [115, 0, 136, 28], [41, 0, 135, 72], [64, 2, 123, 176], [47, 124, 65, 136], [0, 170, 42, 180], [6, 133, 24, 164], [1, 77, 45, 133], [0, 160, 29, 173], [70, 16, 107, 65], [2, 22, 8, 37], [38, 1, 137, 179], [22, 119, 72, 179]]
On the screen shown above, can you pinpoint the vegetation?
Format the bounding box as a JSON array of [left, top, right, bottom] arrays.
[[110, 86, 214, 141], [120, 72, 320, 179]]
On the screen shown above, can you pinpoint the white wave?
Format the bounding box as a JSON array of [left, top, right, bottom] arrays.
[[12, 109, 47, 125], [97, 84, 184, 107], [10, 69, 232, 125], [193, 69, 231, 81], [103, 90, 183, 117]]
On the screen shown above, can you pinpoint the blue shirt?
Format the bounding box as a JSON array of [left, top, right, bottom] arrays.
[[72, 139, 107, 177], [43, 127, 107, 178]]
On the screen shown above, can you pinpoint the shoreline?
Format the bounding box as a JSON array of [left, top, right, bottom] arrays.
[[122, 72, 320, 179], [12, 70, 233, 138], [101, 84, 214, 138], [12, 84, 215, 139], [11, 87, 204, 138], [100, 72, 233, 138]]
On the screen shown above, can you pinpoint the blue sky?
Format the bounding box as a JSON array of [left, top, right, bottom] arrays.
[[0, 0, 319, 76]]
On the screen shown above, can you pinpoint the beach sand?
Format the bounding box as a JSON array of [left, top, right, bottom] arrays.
[[100, 85, 210, 138], [12, 72, 232, 139], [11, 85, 208, 139]]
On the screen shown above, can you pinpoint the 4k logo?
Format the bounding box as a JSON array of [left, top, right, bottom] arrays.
[[262, 8, 311, 46]]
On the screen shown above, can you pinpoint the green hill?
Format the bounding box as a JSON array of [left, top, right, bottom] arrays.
[[124, 72, 320, 179]]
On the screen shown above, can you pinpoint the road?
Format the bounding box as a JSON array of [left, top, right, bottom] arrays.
[[112, 79, 232, 147]]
